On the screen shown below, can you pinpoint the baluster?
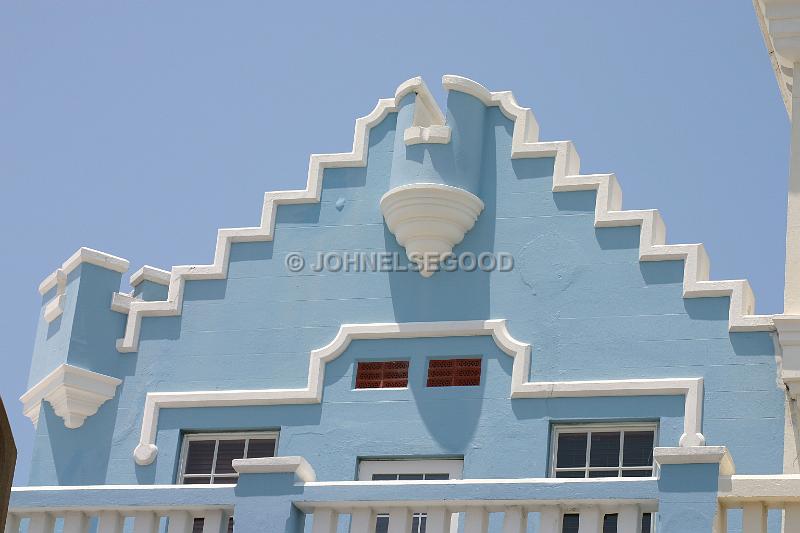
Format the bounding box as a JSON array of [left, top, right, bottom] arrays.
[[424, 508, 449, 533], [463, 509, 488, 533], [578, 508, 602, 533], [349, 509, 374, 533], [98, 511, 124, 533], [167, 511, 194, 533], [311, 508, 338, 533], [202, 510, 228, 533], [63, 511, 89, 533], [785, 504, 800, 533], [28, 512, 55, 533], [502, 507, 527, 533], [133, 511, 159, 533], [387, 508, 410, 533], [3, 514, 20, 533], [539, 507, 562, 533], [742, 503, 767, 533], [616, 506, 641, 533], [713, 504, 728, 533]]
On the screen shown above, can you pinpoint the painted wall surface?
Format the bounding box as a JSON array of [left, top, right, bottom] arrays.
[[25, 87, 785, 516]]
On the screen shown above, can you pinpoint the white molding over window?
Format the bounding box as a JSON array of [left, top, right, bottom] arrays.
[[357, 459, 464, 481], [132, 319, 705, 465], [20, 364, 122, 429], [109, 75, 773, 355]]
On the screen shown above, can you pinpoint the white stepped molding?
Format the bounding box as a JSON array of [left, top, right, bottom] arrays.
[[132, 319, 704, 465], [380, 183, 485, 277], [38, 248, 129, 324], [232, 456, 317, 482], [112, 75, 772, 353], [20, 364, 122, 429], [129, 265, 170, 287]]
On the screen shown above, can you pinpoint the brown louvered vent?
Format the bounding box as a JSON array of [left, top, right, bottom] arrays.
[[355, 360, 409, 389], [426, 358, 482, 387]]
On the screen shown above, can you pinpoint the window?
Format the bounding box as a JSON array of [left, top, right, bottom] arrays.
[[178, 432, 278, 484], [550, 424, 656, 478], [358, 459, 463, 533], [355, 360, 409, 389], [426, 358, 481, 387]]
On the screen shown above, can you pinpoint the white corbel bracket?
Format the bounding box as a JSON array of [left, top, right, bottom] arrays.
[[20, 364, 122, 429], [773, 315, 800, 398]]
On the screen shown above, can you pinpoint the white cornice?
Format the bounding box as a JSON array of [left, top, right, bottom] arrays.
[[129, 266, 171, 288], [20, 364, 122, 429], [112, 75, 772, 354], [132, 319, 705, 465], [232, 456, 316, 482], [754, 0, 794, 117], [38, 248, 129, 324]]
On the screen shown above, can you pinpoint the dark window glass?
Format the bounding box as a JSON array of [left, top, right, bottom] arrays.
[[588, 470, 619, 478], [398, 474, 425, 480], [555, 470, 586, 478], [622, 431, 654, 467], [182, 476, 210, 484], [375, 516, 389, 533], [424, 473, 450, 480], [556, 433, 587, 468], [562, 514, 580, 533], [184, 440, 215, 475], [603, 514, 617, 533], [356, 361, 409, 389], [621, 469, 653, 477], [247, 439, 276, 458], [371, 474, 397, 481], [642, 513, 652, 533], [426, 358, 482, 387], [215, 440, 245, 474], [589, 432, 620, 467], [192, 516, 234, 533]]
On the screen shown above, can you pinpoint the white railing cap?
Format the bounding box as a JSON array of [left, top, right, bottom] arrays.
[[232, 456, 316, 482], [653, 446, 735, 476]]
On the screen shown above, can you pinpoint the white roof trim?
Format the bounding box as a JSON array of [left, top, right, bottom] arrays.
[[129, 266, 171, 288], [754, 0, 793, 117], [112, 75, 772, 354], [38, 247, 129, 295], [132, 319, 705, 466]]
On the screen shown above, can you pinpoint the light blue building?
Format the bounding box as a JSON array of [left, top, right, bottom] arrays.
[[9, 6, 800, 532]]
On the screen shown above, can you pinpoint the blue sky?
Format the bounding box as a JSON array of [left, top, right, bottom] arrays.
[[0, 1, 789, 484]]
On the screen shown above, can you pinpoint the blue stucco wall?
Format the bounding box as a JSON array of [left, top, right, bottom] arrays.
[[26, 88, 785, 503]]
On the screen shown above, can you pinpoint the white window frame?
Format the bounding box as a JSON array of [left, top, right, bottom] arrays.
[[357, 458, 464, 481], [549, 423, 658, 478], [177, 431, 279, 484]]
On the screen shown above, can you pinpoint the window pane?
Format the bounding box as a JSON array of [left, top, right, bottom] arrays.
[[372, 474, 398, 481], [555, 470, 585, 478], [398, 474, 425, 480], [375, 515, 389, 533], [641, 513, 652, 533], [603, 514, 618, 533], [184, 440, 215, 475], [556, 433, 587, 468], [622, 431, 654, 467], [192, 518, 204, 533], [215, 440, 245, 474], [589, 432, 620, 467], [182, 476, 211, 484], [246, 439, 276, 458], [621, 469, 653, 477], [588, 470, 619, 478], [424, 473, 449, 480], [562, 514, 580, 533]]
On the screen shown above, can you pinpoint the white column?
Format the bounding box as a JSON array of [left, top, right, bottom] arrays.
[[785, 503, 800, 533], [27, 513, 54, 533], [97, 511, 124, 533], [312, 508, 338, 533], [713, 504, 728, 533], [63, 511, 89, 533], [502, 507, 527, 533], [201, 510, 227, 533], [3, 514, 20, 533], [578, 508, 602, 533], [387, 509, 411, 533], [463, 509, 488, 533], [133, 511, 159, 533], [787, 60, 800, 314], [616, 506, 641, 533], [167, 511, 194, 533], [349, 509, 375, 533], [742, 503, 767, 533], [425, 508, 450, 533], [539, 507, 562, 533]]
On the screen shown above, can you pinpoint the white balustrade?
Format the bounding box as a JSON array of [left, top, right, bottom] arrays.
[[4, 507, 231, 533], [309, 503, 651, 533], [716, 474, 800, 533]]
